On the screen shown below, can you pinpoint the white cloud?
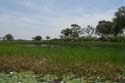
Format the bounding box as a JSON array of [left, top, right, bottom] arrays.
[[0, 0, 116, 39]]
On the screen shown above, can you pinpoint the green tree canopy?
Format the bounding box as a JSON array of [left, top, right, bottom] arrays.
[[113, 6, 125, 36], [71, 24, 81, 38], [33, 35, 42, 41], [61, 28, 72, 39], [4, 34, 14, 40], [46, 36, 50, 40], [96, 20, 113, 38]]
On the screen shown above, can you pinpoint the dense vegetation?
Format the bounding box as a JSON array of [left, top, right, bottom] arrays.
[[0, 6, 125, 83], [60, 6, 125, 42], [0, 41, 125, 82]]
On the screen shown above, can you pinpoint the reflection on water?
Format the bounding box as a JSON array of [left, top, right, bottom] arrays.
[[25, 44, 62, 48], [24, 44, 125, 49]]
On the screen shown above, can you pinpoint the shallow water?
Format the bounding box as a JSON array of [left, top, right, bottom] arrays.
[[25, 44, 125, 50], [25, 44, 62, 48]]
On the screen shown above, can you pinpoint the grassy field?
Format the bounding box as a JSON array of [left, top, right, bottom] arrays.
[[0, 41, 125, 82]]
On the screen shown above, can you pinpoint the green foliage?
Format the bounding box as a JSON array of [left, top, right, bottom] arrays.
[[61, 24, 81, 40], [113, 6, 125, 36], [0, 72, 120, 83], [4, 34, 14, 40], [111, 36, 125, 42], [0, 41, 125, 80], [71, 24, 81, 38], [33, 35, 42, 41], [0, 72, 38, 83], [61, 24, 81, 39], [96, 20, 113, 38], [60, 6, 125, 42], [61, 28, 72, 39], [78, 36, 96, 41], [46, 36, 50, 40]]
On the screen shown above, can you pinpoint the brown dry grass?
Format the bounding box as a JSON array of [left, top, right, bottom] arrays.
[[0, 55, 124, 81]]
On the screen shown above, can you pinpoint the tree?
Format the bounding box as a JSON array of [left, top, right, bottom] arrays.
[[3, 37, 5, 40], [33, 35, 42, 41], [60, 35, 64, 39], [61, 28, 72, 39], [46, 36, 50, 40], [113, 6, 125, 36], [71, 24, 81, 38], [96, 20, 113, 38], [4, 34, 14, 40], [81, 25, 95, 37]]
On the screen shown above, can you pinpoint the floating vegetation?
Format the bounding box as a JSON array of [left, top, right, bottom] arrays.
[[0, 72, 124, 83], [0, 41, 125, 82]]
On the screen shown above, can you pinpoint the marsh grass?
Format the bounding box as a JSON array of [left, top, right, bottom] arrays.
[[0, 41, 125, 80]]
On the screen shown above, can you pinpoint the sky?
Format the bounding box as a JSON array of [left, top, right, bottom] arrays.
[[0, 0, 125, 40]]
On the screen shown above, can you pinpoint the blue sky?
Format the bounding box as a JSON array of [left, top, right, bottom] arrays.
[[0, 0, 125, 39]]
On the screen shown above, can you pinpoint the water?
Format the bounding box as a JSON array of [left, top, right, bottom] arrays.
[[24, 44, 125, 49], [25, 44, 63, 48]]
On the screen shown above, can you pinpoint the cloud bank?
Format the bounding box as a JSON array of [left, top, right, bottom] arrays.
[[0, 0, 124, 39]]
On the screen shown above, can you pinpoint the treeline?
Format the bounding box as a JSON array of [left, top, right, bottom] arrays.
[[0, 34, 50, 41], [0, 6, 125, 42], [60, 6, 125, 42]]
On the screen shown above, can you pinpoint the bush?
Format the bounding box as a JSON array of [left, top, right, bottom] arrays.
[[111, 36, 125, 42], [78, 37, 96, 41], [33, 35, 42, 41]]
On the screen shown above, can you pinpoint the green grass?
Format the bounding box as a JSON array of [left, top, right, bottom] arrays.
[[0, 43, 125, 64], [0, 41, 125, 80]]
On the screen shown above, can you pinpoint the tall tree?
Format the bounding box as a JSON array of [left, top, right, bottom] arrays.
[[59, 35, 64, 39], [71, 24, 81, 38], [46, 36, 50, 40], [4, 34, 14, 40], [96, 20, 113, 38], [61, 28, 72, 39], [113, 6, 125, 36], [81, 25, 95, 37]]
